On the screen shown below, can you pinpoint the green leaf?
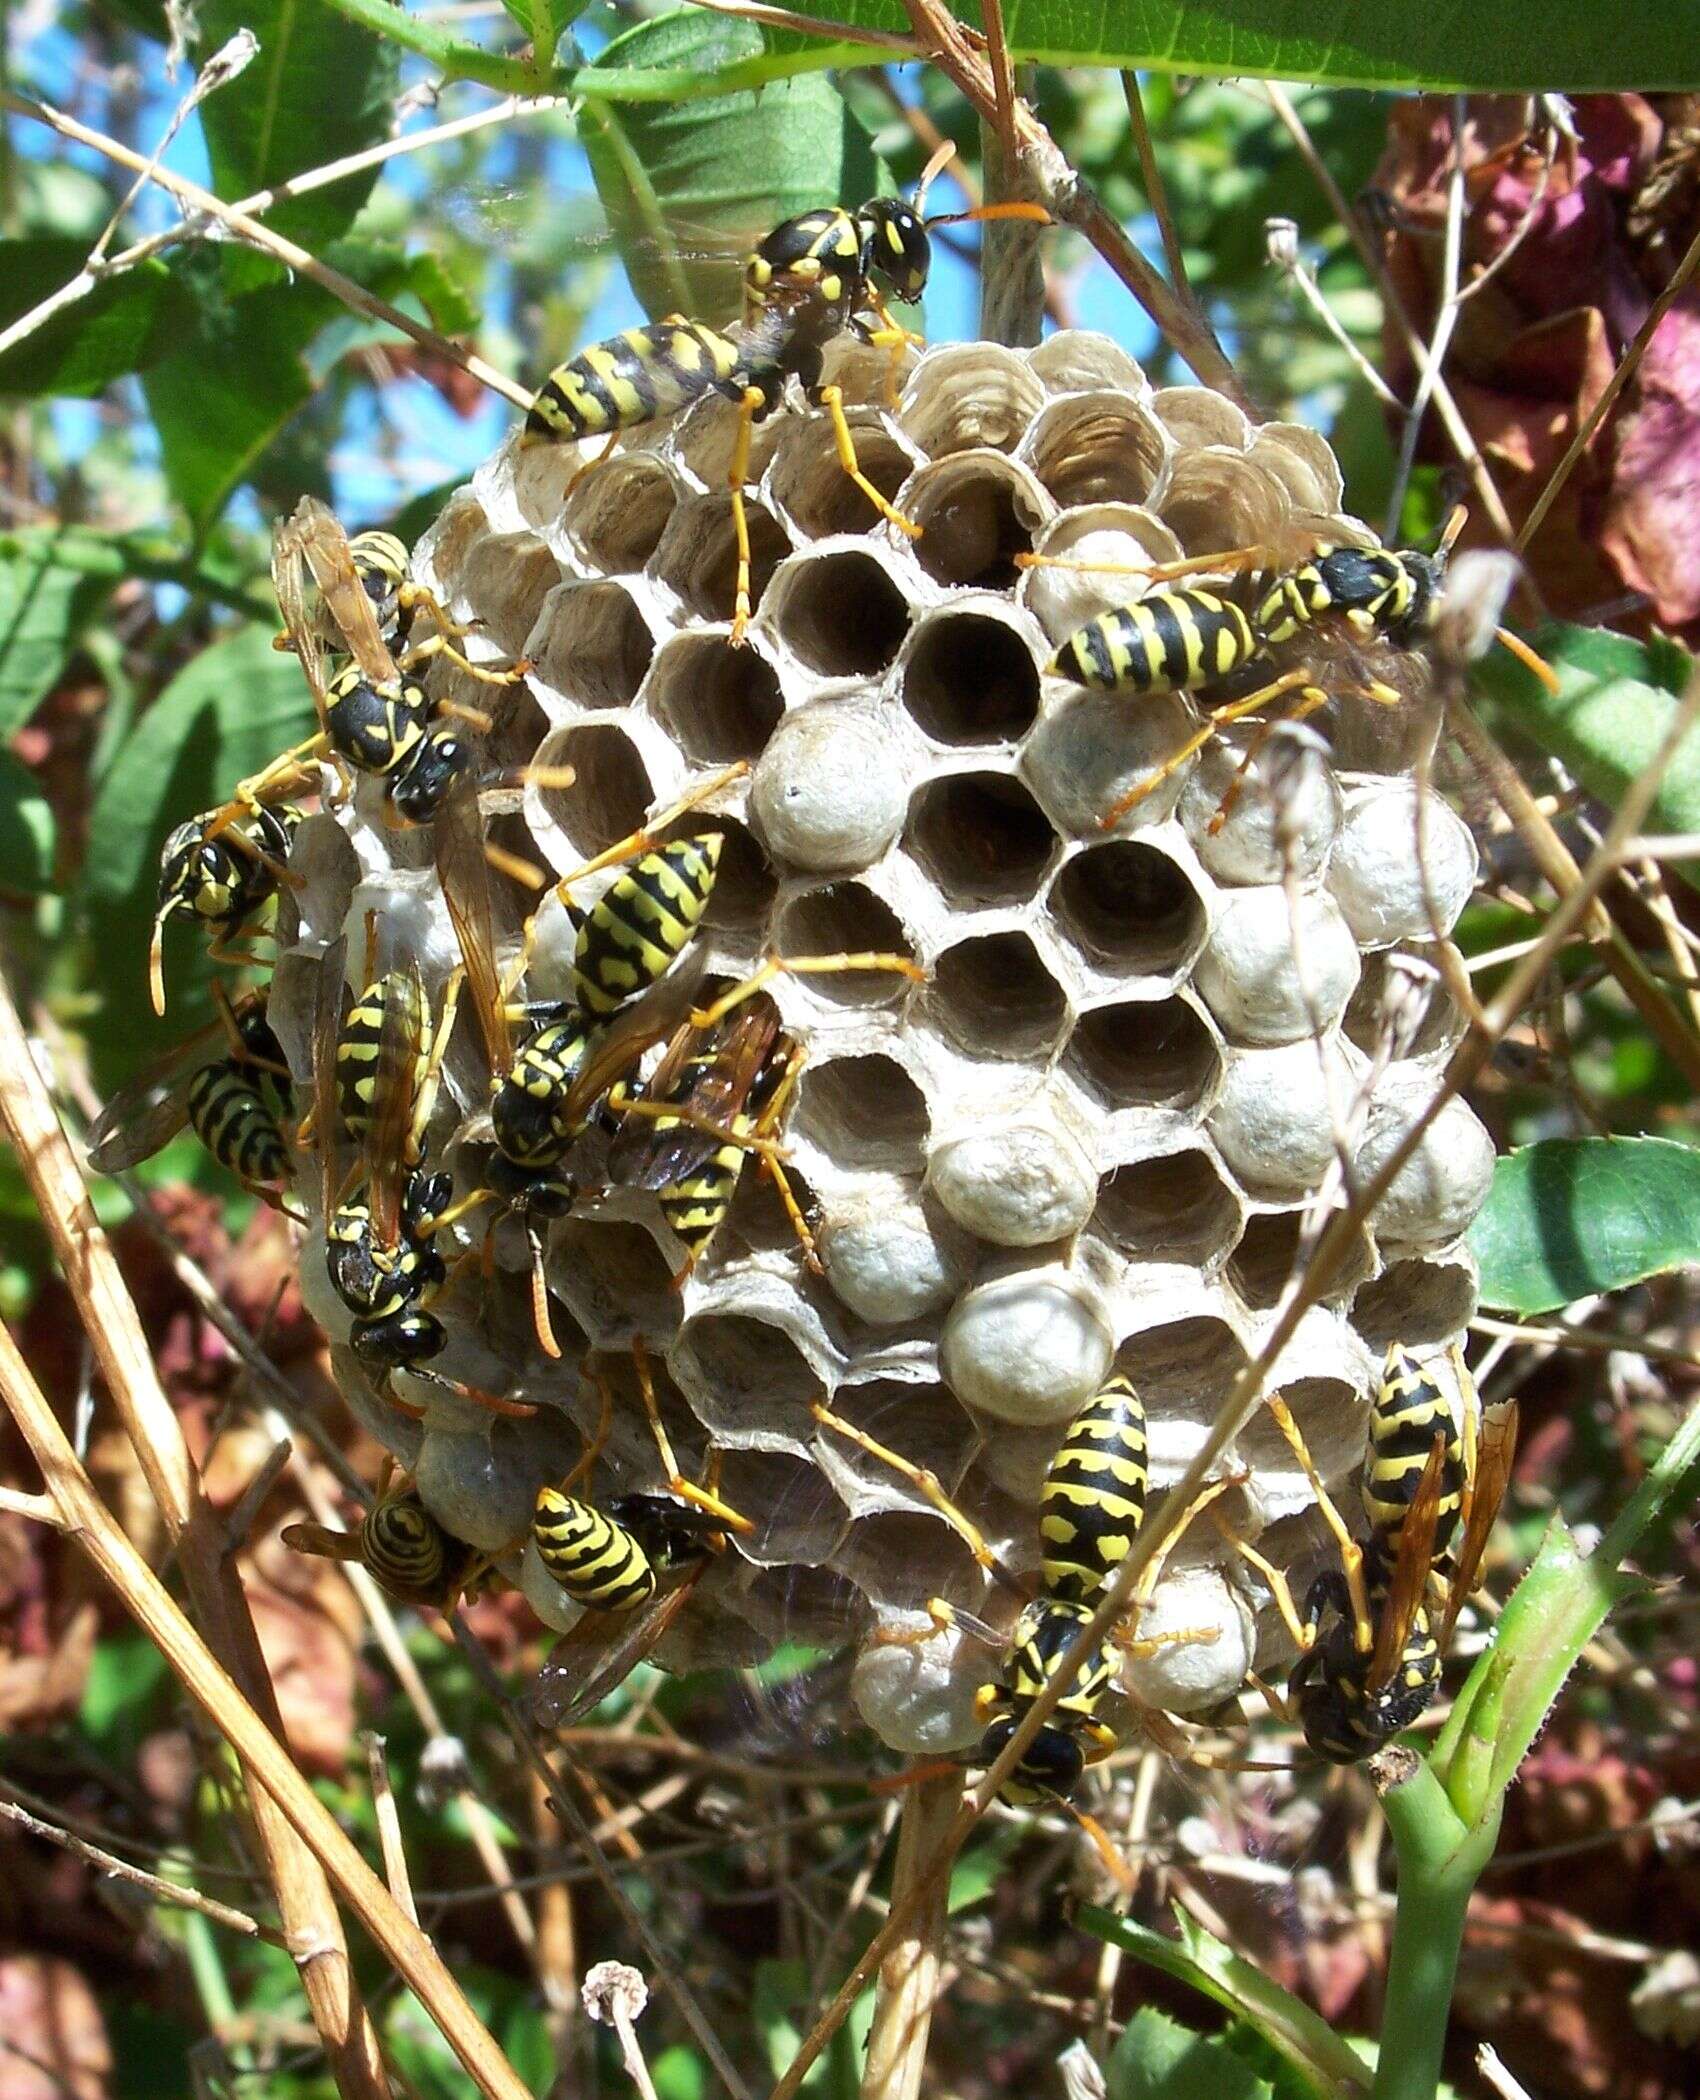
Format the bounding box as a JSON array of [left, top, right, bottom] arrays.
[[1472, 623, 1700, 885], [80, 1628, 172, 1750], [1078, 1909, 1370, 2100], [0, 533, 109, 737], [0, 750, 54, 894], [192, 0, 397, 291], [83, 622, 314, 909], [0, 241, 193, 397], [141, 271, 328, 532], [1469, 1136, 1700, 1314], [578, 10, 883, 324], [1108, 2008, 1274, 2100], [497, 0, 587, 61], [754, 1959, 873, 2100], [775, 0, 1700, 89]]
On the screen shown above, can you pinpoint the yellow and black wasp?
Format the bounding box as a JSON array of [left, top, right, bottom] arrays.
[[282, 1476, 489, 1614], [1277, 1344, 1518, 1764], [815, 1376, 1215, 1847], [150, 801, 304, 1016], [214, 498, 532, 842], [85, 988, 297, 1210], [604, 994, 814, 1278], [523, 146, 1045, 639], [1040, 507, 1557, 830], [528, 1480, 733, 1728], [308, 935, 530, 1419]]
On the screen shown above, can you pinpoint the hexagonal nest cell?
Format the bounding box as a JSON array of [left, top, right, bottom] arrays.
[[272, 333, 1500, 1760]]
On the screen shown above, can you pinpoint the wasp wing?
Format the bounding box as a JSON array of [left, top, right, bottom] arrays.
[[1365, 1430, 1449, 1698], [1439, 1399, 1518, 1650], [311, 937, 350, 1223], [278, 496, 399, 695], [84, 1017, 226, 1174], [436, 783, 514, 1078], [530, 1572, 702, 1730], [554, 968, 702, 1136], [364, 963, 428, 1247], [608, 1004, 780, 1194]]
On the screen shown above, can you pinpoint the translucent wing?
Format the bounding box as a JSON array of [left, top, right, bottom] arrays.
[[555, 968, 702, 1134], [1365, 1430, 1449, 1697], [365, 963, 429, 1246], [1440, 1399, 1519, 1649], [436, 783, 513, 1077], [311, 937, 350, 1223], [607, 1003, 780, 1193], [84, 1016, 226, 1174], [274, 496, 399, 701], [530, 1570, 704, 1730]]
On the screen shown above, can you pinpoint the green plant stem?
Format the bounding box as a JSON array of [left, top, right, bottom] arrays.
[[1373, 1759, 1501, 2100], [317, 0, 561, 92]]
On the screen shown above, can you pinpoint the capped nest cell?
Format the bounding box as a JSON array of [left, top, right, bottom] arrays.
[[272, 334, 1496, 1763]]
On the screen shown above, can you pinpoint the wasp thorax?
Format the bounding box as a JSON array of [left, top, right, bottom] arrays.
[[271, 335, 1497, 1758]]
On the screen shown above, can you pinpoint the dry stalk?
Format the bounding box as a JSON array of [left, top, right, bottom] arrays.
[[0, 88, 530, 410], [897, 0, 1245, 405], [0, 1316, 532, 2100], [0, 1794, 279, 1944], [860, 1773, 960, 2100], [768, 665, 1700, 2100], [364, 1733, 418, 1925], [0, 976, 391, 2100]]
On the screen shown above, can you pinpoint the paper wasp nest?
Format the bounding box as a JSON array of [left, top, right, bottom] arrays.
[[275, 333, 1492, 1756]]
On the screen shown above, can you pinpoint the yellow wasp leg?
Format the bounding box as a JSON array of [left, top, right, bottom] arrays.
[[1097, 671, 1320, 832], [819, 383, 921, 540]]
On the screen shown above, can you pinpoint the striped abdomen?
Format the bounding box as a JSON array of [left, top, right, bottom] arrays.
[[337, 969, 429, 1143], [1039, 1374, 1148, 1602], [574, 832, 722, 1018], [658, 1135, 748, 1263], [533, 1488, 657, 1611], [1051, 588, 1259, 695], [525, 323, 744, 444], [1363, 1344, 1464, 1561], [492, 1016, 595, 1169], [187, 1061, 289, 1186], [363, 1495, 452, 1601]]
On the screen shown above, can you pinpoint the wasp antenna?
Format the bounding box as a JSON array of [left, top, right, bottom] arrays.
[[1493, 624, 1562, 694], [926, 201, 1053, 230], [1436, 503, 1469, 557]]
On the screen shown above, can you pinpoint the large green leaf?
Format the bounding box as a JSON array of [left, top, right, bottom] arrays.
[[83, 622, 314, 909], [1078, 1909, 1370, 2100], [578, 10, 883, 325], [1108, 2009, 1275, 2100], [192, 0, 397, 289], [0, 534, 110, 737], [142, 282, 320, 535], [1469, 1136, 1700, 1315], [0, 241, 193, 397], [772, 0, 1700, 90], [1472, 625, 1700, 887], [0, 749, 54, 895]]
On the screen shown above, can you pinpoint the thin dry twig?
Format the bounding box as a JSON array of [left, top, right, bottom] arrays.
[[1258, 81, 1522, 556], [0, 1794, 281, 1944], [0, 1317, 531, 2100], [1385, 92, 1470, 535], [896, 0, 1246, 405], [0, 88, 531, 410], [859, 1773, 959, 2100], [364, 1734, 418, 1926], [585, 1963, 663, 2100], [0, 977, 392, 2100], [1120, 72, 1189, 299]]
